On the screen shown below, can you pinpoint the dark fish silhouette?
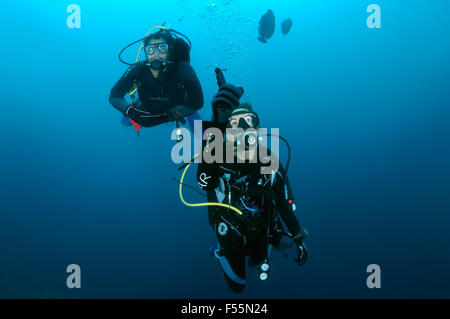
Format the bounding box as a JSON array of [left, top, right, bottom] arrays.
[[258, 10, 275, 43], [281, 18, 293, 35]]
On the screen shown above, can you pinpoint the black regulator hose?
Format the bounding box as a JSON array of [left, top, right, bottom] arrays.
[[118, 36, 147, 66]]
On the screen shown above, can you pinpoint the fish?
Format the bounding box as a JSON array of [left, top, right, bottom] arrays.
[[258, 9, 275, 43], [281, 18, 293, 35]]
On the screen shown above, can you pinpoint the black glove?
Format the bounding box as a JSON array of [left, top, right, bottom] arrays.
[[167, 107, 190, 124], [125, 105, 169, 127], [294, 241, 308, 266], [212, 83, 244, 110], [293, 228, 309, 266]]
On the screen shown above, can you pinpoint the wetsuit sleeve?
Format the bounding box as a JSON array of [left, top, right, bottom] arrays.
[[172, 61, 204, 118], [272, 165, 303, 239], [109, 63, 143, 114]]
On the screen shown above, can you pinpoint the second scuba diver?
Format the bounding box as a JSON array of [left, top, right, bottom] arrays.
[[109, 28, 204, 129], [196, 97, 309, 293]]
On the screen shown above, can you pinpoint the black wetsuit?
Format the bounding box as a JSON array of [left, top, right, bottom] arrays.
[[109, 61, 203, 127], [197, 149, 304, 293]]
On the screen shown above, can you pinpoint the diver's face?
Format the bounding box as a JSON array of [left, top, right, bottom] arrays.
[[226, 113, 255, 143], [145, 38, 169, 62], [228, 113, 254, 129]]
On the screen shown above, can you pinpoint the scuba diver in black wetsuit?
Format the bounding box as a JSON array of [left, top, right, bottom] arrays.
[[195, 100, 309, 293], [109, 27, 203, 130]]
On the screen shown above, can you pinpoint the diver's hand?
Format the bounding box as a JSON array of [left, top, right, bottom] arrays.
[[125, 105, 168, 127], [212, 83, 244, 110], [294, 241, 308, 266], [167, 109, 187, 124], [293, 228, 309, 266]]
